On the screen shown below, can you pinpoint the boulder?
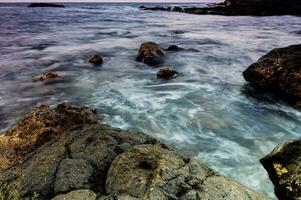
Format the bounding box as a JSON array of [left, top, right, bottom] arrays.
[[157, 66, 179, 79], [39, 72, 60, 81], [106, 144, 270, 200], [89, 54, 103, 65], [0, 102, 97, 170], [136, 42, 165, 66], [243, 44, 301, 107], [0, 104, 271, 200], [28, 3, 64, 8], [51, 190, 97, 200], [260, 139, 301, 200]]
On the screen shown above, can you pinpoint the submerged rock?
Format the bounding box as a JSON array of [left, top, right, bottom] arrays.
[[260, 139, 301, 200], [0, 102, 97, 169], [28, 3, 65, 8], [165, 45, 184, 52], [157, 66, 179, 79], [88, 54, 103, 65], [136, 42, 165, 66], [0, 104, 270, 200], [243, 44, 301, 107], [39, 71, 60, 81]]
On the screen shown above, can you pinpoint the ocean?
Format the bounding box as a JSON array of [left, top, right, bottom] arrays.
[[0, 3, 300, 198]]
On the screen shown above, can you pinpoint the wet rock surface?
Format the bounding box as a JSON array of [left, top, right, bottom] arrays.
[[260, 139, 301, 200], [0, 102, 97, 170], [243, 44, 301, 107], [28, 3, 65, 8], [136, 42, 165, 66], [38, 72, 60, 81], [157, 66, 179, 79], [165, 45, 184, 52], [0, 104, 270, 200], [139, 0, 301, 16], [89, 54, 103, 65]]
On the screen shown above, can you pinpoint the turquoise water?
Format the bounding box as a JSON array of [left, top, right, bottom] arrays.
[[0, 3, 301, 198]]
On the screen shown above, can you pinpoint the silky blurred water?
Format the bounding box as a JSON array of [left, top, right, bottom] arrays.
[[0, 3, 301, 198]]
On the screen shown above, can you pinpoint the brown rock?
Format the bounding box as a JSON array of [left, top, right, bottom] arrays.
[[0, 102, 97, 170], [157, 66, 179, 79], [136, 42, 165, 66], [89, 54, 103, 65], [39, 72, 60, 81], [243, 44, 301, 106]]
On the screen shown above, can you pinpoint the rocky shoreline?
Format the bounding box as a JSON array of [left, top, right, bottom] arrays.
[[0, 40, 300, 199], [0, 103, 271, 200], [140, 0, 301, 16]]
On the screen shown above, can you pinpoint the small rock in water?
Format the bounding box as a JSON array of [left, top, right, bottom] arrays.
[[171, 30, 185, 35], [89, 54, 103, 65], [157, 66, 179, 79], [39, 72, 60, 81], [136, 42, 165, 66], [165, 45, 184, 52]]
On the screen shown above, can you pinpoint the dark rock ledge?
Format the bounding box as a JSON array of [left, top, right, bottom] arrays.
[[243, 44, 301, 109], [0, 103, 270, 200], [140, 0, 301, 16], [28, 3, 65, 8]]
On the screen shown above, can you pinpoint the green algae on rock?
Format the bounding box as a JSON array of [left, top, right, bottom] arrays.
[[261, 139, 301, 200]]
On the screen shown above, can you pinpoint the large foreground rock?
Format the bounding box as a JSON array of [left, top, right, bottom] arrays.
[[243, 44, 301, 107], [0, 104, 270, 200], [0, 102, 97, 170], [136, 42, 165, 66], [261, 139, 301, 200], [140, 0, 301, 16]]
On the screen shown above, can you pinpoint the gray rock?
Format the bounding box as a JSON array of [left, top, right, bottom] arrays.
[[51, 189, 97, 200]]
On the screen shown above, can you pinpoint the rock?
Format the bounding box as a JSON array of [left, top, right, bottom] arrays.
[[243, 44, 301, 107], [0, 102, 97, 170], [0, 124, 158, 199], [51, 190, 97, 200], [260, 139, 301, 200], [136, 42, 165, 66], [28, 3, 64, 8], [106, 144, 270, 200], [171, 30, 185, 35], [140, 0, 301, 16], [157, 66, 179, 79], [89, 54, 103, 65], [165, 45, 184, 52], [0, 103, 271, 200], [54, 159, 94, 194], [39, 72, 60, 81]]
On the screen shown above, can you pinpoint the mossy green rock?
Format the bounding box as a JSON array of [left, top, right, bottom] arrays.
[[261, 139, 301, 200]]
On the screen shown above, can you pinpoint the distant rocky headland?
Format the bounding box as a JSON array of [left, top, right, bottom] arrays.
[[140, 0, 301, 16], [27, 3, 65, 8]]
